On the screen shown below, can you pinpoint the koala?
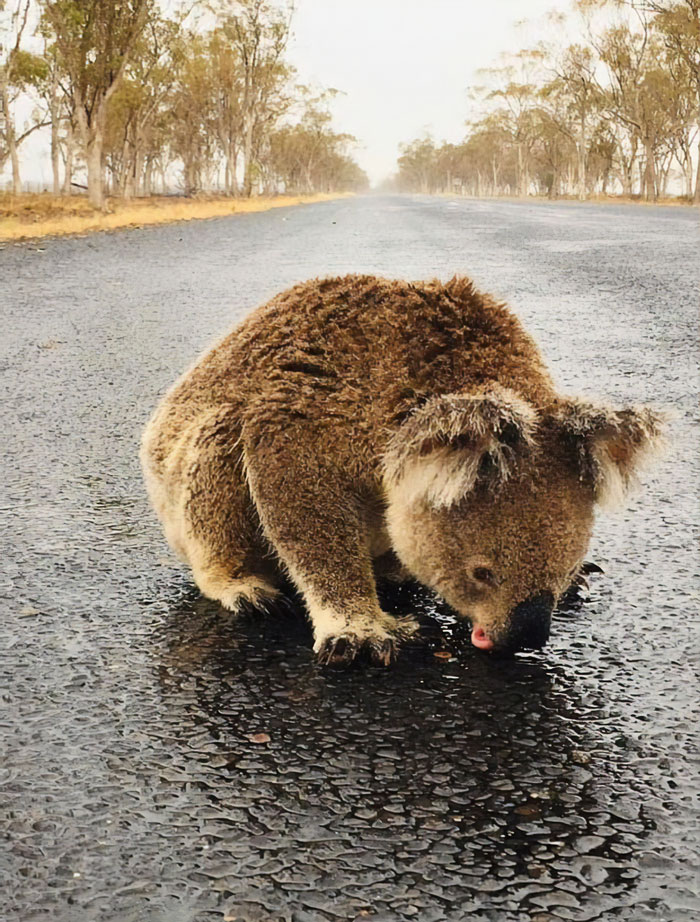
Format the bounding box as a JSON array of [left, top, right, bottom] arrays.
[[141, 275, 664, 665]]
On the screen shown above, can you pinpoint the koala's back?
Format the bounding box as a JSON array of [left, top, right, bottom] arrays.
[[147, 274, 554, 474]]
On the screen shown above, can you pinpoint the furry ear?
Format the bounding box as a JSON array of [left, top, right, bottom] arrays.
[[553, 398, 667, 508], [383, 384, 537, 508]]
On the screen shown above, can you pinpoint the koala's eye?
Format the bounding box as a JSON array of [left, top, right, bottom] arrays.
[[472, 566, 496, 586]]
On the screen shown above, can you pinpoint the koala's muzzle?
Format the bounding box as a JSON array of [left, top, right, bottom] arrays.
[[502, 590, 555, 653]]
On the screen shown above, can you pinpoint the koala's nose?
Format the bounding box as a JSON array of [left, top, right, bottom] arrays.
[[504, 591, 555, 652]]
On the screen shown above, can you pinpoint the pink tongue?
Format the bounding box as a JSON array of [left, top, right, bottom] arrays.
[[471, 625, 495, 651]]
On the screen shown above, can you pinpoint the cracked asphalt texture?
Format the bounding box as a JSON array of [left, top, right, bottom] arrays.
[[2, 195, 698, 922]]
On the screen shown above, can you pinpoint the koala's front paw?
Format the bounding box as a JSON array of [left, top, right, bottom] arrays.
[[314, 615, 419, 667]]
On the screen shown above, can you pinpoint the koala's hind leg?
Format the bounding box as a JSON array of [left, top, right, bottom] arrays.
[[242, 430, 418, 665], [172, 408, 281, 614]]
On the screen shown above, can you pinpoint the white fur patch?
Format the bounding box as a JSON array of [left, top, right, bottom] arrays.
[[393, 448, 482, 509], [592, 450, 628, 510], [382, 384, 537, 509], [556, 397, 669, 510], [593, 419, 668, 509]]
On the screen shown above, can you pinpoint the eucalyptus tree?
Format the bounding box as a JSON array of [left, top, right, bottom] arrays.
[[168, 30, 217, 196], [540, 44, 600, 199], [397, 136, 439, 193], [103, 13, 181, 197], [38, 40, 65, 193], [41, 0, 154, 207], [576, 0, 696, 198], [1, 0, 48, 193], [647, 1, 700, 200], [214, 0, 293, 195], [265, 90, 365, 193], [465, 113, 516, 195], [207, 24, 244, 194], [479, 52, 544, 197], [595, 24, 676, 198]]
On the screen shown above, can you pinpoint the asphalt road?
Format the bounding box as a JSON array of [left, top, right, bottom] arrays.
[[2, 195, 698, 922]]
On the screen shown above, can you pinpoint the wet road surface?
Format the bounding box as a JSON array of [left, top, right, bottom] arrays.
[[2, 195, 698, 922]]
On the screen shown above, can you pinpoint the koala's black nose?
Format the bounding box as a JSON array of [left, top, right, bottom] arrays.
[[504, 591, 555, 652]]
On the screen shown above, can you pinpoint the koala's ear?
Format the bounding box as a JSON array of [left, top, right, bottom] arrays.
[[383, 385, 537, 508], [552, 398, 667, 507]]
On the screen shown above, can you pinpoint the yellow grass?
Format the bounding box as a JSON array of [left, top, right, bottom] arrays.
[[435, 191, 693, 208], [583, 193, 693, 207], [0, 192, 351, 241]]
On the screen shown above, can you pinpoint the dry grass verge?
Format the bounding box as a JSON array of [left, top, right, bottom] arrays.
[[435, 192, 693, 207], [0, 192, 350, 241]]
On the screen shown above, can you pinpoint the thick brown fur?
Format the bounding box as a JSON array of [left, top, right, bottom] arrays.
[[141, 274, 665, 664]]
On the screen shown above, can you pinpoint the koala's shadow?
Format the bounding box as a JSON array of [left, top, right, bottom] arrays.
[[153, 575, 602, 782], [153, 575, 595, 729], [148, 577, 650, 902]]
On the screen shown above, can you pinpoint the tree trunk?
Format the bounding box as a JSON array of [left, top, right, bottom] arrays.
[[694, 136, 700, 205], [565, 162, 574, 196], [229, 145, 238, 195], [119, 138, 131, 198], [50, 69, 61, 195], [620, 160, 632, 196], [643, 139, 657, 202], [242, 117, 254, 197], [86, 132, 105, 208], [143, 157, 153, 196], [681, 150, 693, 199], [517, 143, 525, 197], [51, 123, 61, 194], [133, 147, 144, 197], [2, 85, 22, 195], [577, 113, 587, 201], [75, 91, 106, 209], [549, 166, 560, 200], [184, 155, 198, 197], [62, 121, 74, 195], [658, 152, 672, 198], [10, 133, 21, 194]]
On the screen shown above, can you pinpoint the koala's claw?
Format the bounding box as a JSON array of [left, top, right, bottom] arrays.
[[315, 632, 402, 667], [371, 638, 399, 666], [316, 634, 359, 666], [317, 636, 354, 665]]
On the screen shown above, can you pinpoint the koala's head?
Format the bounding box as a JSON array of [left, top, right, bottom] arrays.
[[383, 385, 665, 654]]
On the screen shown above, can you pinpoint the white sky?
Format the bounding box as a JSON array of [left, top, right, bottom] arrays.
[[6, 0, 579, 188], [287, 0, 575, 184]]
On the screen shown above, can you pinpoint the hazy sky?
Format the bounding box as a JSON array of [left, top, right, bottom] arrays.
[[287, 0, 575, 184]]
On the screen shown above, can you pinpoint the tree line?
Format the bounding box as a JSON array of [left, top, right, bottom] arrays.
[[396, 0, 700, 203], [0, 0, 369, 207]]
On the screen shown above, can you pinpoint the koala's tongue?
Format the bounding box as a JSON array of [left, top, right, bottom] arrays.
[[471, 625, 495, 652]]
